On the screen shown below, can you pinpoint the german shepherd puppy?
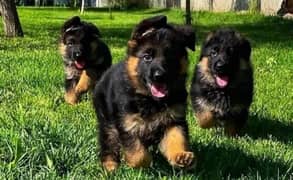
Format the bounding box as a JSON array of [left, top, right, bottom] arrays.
[[190, 28, 253, 136], [59, 16, 112, 105], [93, 15, 196, 171]]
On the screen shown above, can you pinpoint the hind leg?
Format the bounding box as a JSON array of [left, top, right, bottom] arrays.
[[121, 133, 152, 168], [195, 110, 215, 129]]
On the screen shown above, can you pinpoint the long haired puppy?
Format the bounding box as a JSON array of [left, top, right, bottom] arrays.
[[93, 15, 196, 171], [190, 28, 253, 136], [59, 16, 112, 105]]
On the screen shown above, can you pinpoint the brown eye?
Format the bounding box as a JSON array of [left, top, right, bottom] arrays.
[[143, 54, 153, 62]]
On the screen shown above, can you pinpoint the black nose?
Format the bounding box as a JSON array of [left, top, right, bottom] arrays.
[[152, 69, 166, 82], [73, 51, 82, 59]]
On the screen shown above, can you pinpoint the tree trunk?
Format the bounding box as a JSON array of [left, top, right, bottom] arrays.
[[108, 0, 113, 19], [186, 0, 192, 25], [80, 0, 85, 14], [0, 0, 23, 37]]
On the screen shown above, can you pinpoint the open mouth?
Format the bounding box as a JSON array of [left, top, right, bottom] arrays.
[[74, 59, 86, 69], [149, 82, 168, 98], [214, 75, 229, 88]]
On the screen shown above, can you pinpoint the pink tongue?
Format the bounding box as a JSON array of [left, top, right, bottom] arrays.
[[215, 75, 229, 88], [150, 84, 168, 98], [74, 60, 85, 69]]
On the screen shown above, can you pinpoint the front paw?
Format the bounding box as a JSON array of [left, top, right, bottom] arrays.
[[102, 159, 119, 172], [169, 151, 195, 168], [64, 92, 78, 105]]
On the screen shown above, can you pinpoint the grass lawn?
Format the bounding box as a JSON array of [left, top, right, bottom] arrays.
[[0, 7, 292, 179]]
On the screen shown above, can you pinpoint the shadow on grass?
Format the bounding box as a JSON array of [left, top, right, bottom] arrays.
[[192, 143, 291, 179], [101, 15, 293, 49], [125, 139, 291, 179], [245, 114, 293, 144], [101, 27, 132, 40], [195, 16, 293, 48], [143, 8, 171, 14]]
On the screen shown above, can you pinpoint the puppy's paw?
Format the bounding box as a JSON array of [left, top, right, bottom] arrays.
[[169, 151, 195, 168], [64, 93, 78, 105], [102, 160, 119, 172]]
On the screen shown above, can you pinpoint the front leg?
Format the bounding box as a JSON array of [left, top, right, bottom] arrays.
[[224, 108, 249, 137], [159, 126, 195, 168], [64, 78, 79, 105], [75, 70, 93, 94]]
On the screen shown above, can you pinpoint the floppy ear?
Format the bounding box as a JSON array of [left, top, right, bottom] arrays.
[[239, 37, 251, 60], [175, 25, 196, 51], [61, 16, 82, 34], [131, 15, 167, 40]]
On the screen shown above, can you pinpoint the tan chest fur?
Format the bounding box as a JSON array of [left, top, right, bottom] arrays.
[[122, 104, 186, 136]]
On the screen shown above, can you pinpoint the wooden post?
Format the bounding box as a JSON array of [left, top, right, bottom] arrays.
[[186, 0, 192, 25]]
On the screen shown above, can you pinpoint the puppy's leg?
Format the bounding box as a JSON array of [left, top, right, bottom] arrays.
[[99, 124, 121, 172], [224, 123, 237, 136], [64, 78, 79, 105], [225, 109, 248, 136], [196, 110, 215, 128], [75, 70, 92, 95], [122, 135, 152, 168], [159, 126, 195, 168]]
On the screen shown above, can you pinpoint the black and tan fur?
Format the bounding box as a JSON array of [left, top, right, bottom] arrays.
[[190, 28, 253, 136], [59, 16, 112, 105], [93, 15, 196, 171]]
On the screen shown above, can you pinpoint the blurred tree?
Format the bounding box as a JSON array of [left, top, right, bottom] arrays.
[[0, 0, 23, 37], [80, 0, 85, 13]]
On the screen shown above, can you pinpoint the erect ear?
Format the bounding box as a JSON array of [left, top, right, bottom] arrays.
[[61, 16, 82, 34], [85, 22, 101, 38], [204, 31, 214, 44], [175, 25, 196, 51], [131, 15, 167, 40], [239, 36, 251, 60]]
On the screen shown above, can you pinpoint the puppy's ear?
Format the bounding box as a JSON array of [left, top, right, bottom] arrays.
[[204, 32, 214, 44], [85, 22, 101, 38], [61, 16, 82, 34], [128, 15, 167, 54], [239, 37, 251, 60], [175, 25, 196, 51], [131, 15, 167, 40]]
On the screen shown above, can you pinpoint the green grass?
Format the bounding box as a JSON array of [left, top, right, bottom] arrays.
[[0, 7, 292, 179]]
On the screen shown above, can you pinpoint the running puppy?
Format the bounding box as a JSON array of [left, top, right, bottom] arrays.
[[190, 28, 253, 136], [93, 15, 196, 171], [59, 16, 112, 105]]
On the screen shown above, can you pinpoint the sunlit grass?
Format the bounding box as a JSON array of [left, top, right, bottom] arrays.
[[0, 7, 292, 179]]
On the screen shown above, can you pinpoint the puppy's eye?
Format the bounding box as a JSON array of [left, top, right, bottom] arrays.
[[210, 50, 218, 57], [67, 42, 73, 46], [143, 54, 153, 62]]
